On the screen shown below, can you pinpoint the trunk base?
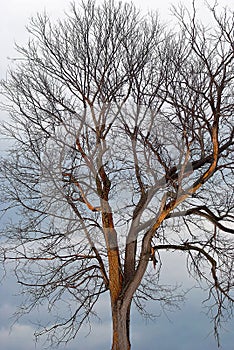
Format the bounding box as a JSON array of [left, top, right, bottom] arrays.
[[111, 301, 131, 350]]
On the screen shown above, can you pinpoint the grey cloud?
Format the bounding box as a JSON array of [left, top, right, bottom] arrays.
[[0, 324, 36, 350], [1, 272, 234, 350]]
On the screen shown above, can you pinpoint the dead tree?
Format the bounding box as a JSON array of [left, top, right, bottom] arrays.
[[0, 1, 233, 349]]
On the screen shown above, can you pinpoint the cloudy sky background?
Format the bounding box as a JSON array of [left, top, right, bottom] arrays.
[[0, 0, 234, 349]]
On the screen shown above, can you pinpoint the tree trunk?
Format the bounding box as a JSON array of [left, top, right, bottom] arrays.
[[111, 299, 131, 350]]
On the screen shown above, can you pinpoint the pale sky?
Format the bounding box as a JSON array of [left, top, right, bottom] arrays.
[[0, 0, 234, 349], [0, 0, 233, 78]]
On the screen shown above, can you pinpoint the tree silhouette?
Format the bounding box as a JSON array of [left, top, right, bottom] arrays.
[[0, 1, 233, 349]]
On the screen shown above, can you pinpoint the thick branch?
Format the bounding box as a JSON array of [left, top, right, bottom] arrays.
[[63, 172, 101, 212], [167, 206, 234, 234], [152, 243, 234, 302]]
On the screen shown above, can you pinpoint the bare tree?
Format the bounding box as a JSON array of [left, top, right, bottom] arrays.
[[0, 1, 234, 349]]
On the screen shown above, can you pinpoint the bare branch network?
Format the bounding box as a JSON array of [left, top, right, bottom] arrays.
[[0, 1, 233, 349]]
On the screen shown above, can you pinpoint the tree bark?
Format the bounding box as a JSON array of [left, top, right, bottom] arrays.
[[111, 299, 131, 350]]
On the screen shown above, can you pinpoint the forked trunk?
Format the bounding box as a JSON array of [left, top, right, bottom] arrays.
[[111, 300, 131, 350]]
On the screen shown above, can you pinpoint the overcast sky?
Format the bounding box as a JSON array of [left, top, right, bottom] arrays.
[[0, 0, 234, 349]]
